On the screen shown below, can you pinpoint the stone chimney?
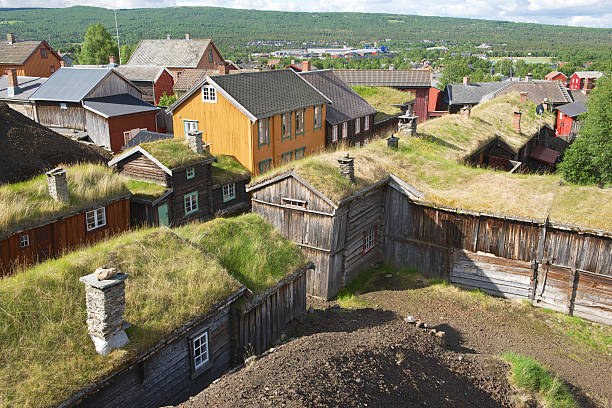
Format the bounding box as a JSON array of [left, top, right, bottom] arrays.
[[80, 267, 129, 355], [302, 60, 311, 72], [337, 153, 355, 183], [460, 106, 471, 118], [185, 33, 190, 41], [463, 76, 470, 85], [46, 168, 69, 203], [6, 33, 15, 44], [60, 60, 66, 67], [513, 111, 522, 133], [186, 130, 204, 154], [6, 68, 19, 97], [525, 73, 532, 82], [520, 91, 528, 104], [166, 34, 171, 40]]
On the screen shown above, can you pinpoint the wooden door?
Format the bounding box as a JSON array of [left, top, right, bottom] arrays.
[[158, 204, 169, 227], [34, 225, 53, 261]]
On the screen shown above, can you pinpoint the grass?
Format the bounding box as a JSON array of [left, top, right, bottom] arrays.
[[173, 213, 308, 294], [138, 138, 213, 169], [123, 178, 168, 201], [0, 163, 129, 234], [212, 155, 251, 185], [351, 86, 414, 121], [0, 228, 241, 408], [502, 351, 577, 408], [539, 308, 612, 353]]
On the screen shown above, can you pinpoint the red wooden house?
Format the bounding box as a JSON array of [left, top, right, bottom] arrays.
[[116, 65, 174, 105], [555, 101, 587, 137], [545, 71, 567, 86], [569, 71, 603, 95]]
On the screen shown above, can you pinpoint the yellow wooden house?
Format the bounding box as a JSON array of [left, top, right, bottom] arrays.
[[169, 69, 330, 174]]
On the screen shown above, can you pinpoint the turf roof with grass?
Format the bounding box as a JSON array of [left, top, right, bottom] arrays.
[[137, 138, 214, 169], [212, 155, 251, 185], [0, 163, 130, 235], [252, 92, 612, 231], [351, 86, 414, 121], [123, 178, 168, 201]]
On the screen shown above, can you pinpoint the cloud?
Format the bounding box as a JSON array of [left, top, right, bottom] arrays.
[[1, 0, 611, 28]]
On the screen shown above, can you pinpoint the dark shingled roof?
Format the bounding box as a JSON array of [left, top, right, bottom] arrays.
[[557, 101, 587, 118], [0, 40, 43, 65], [529, 145, 561, 165], [568, 89, 588, 103], [121, 129, 173, 150], [83, 94, 158, 118], [127, 39, 213, 68], [299, 70, 377, 125], [445, 81, 509, 105], [333, 69, 431, 88]]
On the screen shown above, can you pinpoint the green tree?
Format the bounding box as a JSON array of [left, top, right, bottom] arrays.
[[120, 44, 134, 64], [558, 75, 612, 186], [79, 23, 118, 65], [440, 60, 471, 87], [157, 93, 177, 107]]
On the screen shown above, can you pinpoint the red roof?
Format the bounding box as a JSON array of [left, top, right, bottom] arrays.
[[529, 145, 561, 165]]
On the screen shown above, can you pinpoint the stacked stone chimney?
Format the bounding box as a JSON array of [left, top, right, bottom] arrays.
[[513, 111, 522, 133], [6, 68, 19, 97], [6, 33, 15, 44], [463, 76, 470, 85], [584, 77, 595, 95], [337, 153, 355, 183], [80, 267, 129, 355], [302, 60, 311, 72], [46, 168, 69, 203], [520, 91, 528, 104], [166, 34, 171, 40], [217, 62, 230, 75], [186, 130, 204, 154]]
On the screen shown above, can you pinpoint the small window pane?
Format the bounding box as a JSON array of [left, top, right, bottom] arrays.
[[20, 234, 30, 248], [192, 331, 209, 370], [222, 183, 236, 202], [186, 168, 195, 179]]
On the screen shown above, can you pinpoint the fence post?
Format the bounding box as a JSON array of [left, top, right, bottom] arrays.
[[566, 269, 578, 315], [529, 260, 538, 303]]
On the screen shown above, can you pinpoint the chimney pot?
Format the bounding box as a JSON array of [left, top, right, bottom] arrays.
[[46, 167, 69, 202], [520, 91, 528, 104], [513, 110, 522, 133], [186, 130, 204, 154], [6, 33, 15, 44], [337, 153, 355, 183], [301, 60, 311, 72], [6, 68, 19, 97], [185, 33, 190, 41], [463, 76, 470, 85], [80, 268, 129, 355]]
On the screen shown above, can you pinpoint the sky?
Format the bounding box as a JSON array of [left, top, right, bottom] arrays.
[[2, 0, 611, 28]]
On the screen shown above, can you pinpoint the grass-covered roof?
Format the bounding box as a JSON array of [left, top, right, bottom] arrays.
[[0, 163, 130, 235], [123, 178, 168, 201], [212, 155, 251, 186], [252, 93, 611, 231], [138, 138, 213, 169], [351, 86, 415, 121]]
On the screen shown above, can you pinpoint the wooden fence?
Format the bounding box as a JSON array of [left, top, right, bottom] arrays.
[[237, 263, 312, 357]]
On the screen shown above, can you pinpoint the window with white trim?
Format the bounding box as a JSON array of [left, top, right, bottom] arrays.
[[186, 167, 195, 179], [184, 192, 199, 215], [332, 125, 338, 142], [222, 183, 236, 202], [355, 117, 361, 134], [184, 120, 198, 135], [20, 234, 30, 248], [192, 331, 209, 370], [342, 122, 348, 139], [201, 85, 217, 103], [364, 115, 370, 131], [363, 225, 377, 254], [258, 118, 270, 147], [86, 207, 106, 231]]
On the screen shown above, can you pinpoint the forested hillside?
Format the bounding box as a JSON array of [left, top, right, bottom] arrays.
[[1, 6, 611, 60]]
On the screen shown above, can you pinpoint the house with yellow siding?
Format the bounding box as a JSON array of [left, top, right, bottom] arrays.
[[169, 69, 330, 174]]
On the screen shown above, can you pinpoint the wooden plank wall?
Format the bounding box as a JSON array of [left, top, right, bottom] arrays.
[[238, 269, 307, 356], [36, 102, 86, 130]]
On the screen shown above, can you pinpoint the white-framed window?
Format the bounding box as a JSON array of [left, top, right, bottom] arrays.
[[86, 207, 106, 231], [282, 197, 307, 208], [192, 331, 209, 370], [355, 117, 361, 134], [342, 122, 348, 139], [60, 103, 67, 110], [186, 167, 195, 179], [201, 85, 217, 103], [222, 183, 236, 202], [184, 192, 199, 215], [364, 115, 370, 131], [20, 234, 30, 248], [363, 225, 377, 254], [184, 120, 198, 135], [332, 125, 338, 142], [258, 118, 270, 147]]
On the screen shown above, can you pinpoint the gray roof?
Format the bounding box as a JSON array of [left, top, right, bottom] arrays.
[[171, 69, 330, 120], [83, 94, 158, 118], [0, 40, 43, 65], [445, 81, 508, 105], [0, 75, 46, 101], [299, 70, 376, 125], [115, 65, 166, 82], [557, 101, 587, 118], [568, 89, 588, 103], [484, 81, 572, 105], [332, 69, 431, 88], [127, 39, 212, 68], [29, 68, 114, 102], [573, 71, 603, 79], [121, 130, 172, 150]]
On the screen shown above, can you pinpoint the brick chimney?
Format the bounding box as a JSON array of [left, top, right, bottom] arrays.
[[80, 267, 129, 355], [6, 68, 19, 97], [513, 111, 522, 133], [218, 62, 230, 75], [337, 153, 355, 183], [584, 77, 595, 95], [185, 33, 190, 41], [463, 76, 470, 85], [46, 168, 69, 203], [6, 33, 15, 44], [520, 91, 528, 104], [302, 60, 311, 72], [108, 55, 117, 67], [186, 130, 204, 154]]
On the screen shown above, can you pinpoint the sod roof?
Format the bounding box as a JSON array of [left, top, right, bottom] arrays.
[[0, 163, 130, 236], [351, 86, 414, 122], [123, 178, 168, 201], [125, 138, 214, 170], [251, 92, 611, 231], [211, 155, 251, 185]]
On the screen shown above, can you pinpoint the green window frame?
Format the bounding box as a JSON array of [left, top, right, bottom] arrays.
[[222, 183, 236, 202], [258, 159, 272, 174], [295, 109, 305, 136], [186, 167, 195, 179], [313, 105, 323, 130], [184, 192, 199, 215], [281, 151, 294, 164], [281, 113, 291, 141], [258, 118, 270, 148], [295, 147, 305, 160]]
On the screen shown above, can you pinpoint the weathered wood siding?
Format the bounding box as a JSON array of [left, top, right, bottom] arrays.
[[36, 102, 86, 130], [168, 162, 213, 226], [86, 71, 142, 99], [211, 179, 250, 215], [116, 152, 170, 186], [372, 115, 399, 140], [325, 114, 374, 147], [239, 266, 309, 356], [85, 109, 111, 149]]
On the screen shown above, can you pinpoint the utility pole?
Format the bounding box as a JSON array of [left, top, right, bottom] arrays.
[[114, 8, 121, 65]]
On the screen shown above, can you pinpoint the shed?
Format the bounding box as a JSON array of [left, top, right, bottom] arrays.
[[116, 65, 174, 105]]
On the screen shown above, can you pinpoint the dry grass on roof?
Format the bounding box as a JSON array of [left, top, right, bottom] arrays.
[[0, 163, 129, 234], [138, 138, 213, 169], [351, 86, 414, 121], [0, 228, 241, 408]]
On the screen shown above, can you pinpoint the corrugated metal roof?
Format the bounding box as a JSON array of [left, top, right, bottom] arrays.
[[29, 68, 113, 102], [83, 94, 158, 118], [557, 101, 587, 118], [127, 39, 212, 68], [0, 41, 42, 65], [115, 65, 165, 82], [0, 75, 46, 101], [332, 69, 431, 88]]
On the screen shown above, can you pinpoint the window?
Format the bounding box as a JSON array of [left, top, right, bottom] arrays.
[[184, 192, 199, 215], [222, 183, 236, 202], [295, 110, 304, 135], [186, 167, 195, 179], [208, 49, 213, 63], [281, 113, 291, 140], [363, 225, 377, 254], [258, 158, 272, 174], [355, 117, 361, 134], [60, 103, 67, 110], [201, 85, 217, 103], [332, 125, 338, 142], [258, 118, 270, 147], [294, 147, 305, 160], [20, 234, 29, 248], [86, 208, 106, 231], [192, 331, 209, 370], [184, 120, 198, 135], [342, 122, 348, 139], [364, 115, 370, 131], [50, 66, 55, 74], [314, 106, 322, 129], [40, 48, 48, 59], [281, 150, 294, 164], [282, 197, 307, 208]]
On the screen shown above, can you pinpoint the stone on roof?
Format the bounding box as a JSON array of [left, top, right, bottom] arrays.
[[83, 94, 158, 118], [299, 70, 377, 125], [557, 101, 587, 118], [0, 40, 43, 65], [115, 65, 166, 82], [332, 69, 431, 88], [174, 68, 218, 91], [0, 75, 46, 101], [127, 39, 213, 68], [29, 67, 113, 102]]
